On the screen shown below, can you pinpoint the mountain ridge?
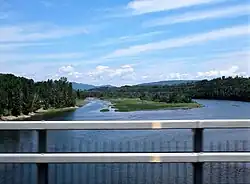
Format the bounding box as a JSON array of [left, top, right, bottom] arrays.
[[72, 82, 115, 90], [72, 80, 199, 90], [137, 80, 199, 86]]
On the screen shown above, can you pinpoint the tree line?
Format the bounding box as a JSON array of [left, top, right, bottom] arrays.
[[0, 74, 76, 117], [80, 76, 250, 103], [1, 74, 249, 117]]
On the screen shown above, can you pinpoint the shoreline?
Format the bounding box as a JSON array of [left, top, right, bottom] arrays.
[[0, 98, 91, 121], [0, 106, 79, 121]]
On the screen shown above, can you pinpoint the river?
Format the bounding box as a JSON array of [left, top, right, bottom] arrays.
[[0, 99, 250, 184]]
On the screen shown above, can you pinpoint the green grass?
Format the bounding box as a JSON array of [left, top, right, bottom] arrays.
[[108, 98, 201, 112], [100, 108, 110, 112]]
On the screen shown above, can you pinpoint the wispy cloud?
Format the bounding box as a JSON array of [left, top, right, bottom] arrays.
[[205, 50, 250, 62], [93, 6, 132, 19], [144, 4, 250, 27], [0, 42, 52, 51], [0, 23, 88, 43], [96, 31, 164, 47], [127, 0, 223, 15], [0, 52, 86, 63], [104, 25, 249, 58]]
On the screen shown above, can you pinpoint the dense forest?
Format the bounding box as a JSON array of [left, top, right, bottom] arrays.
[[80, 76, 250, 102], [0, 74, 76, 117], [1, 74, 249, 117]]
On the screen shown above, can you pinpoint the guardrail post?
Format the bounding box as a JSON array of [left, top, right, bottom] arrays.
[[193, 128, 203, 184], [37, 130, 48, 184]]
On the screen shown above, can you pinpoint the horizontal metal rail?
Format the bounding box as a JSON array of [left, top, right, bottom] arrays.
[[0, 119, 250, 130], [0, 119, 249, 184], [0, 153, 249, 163]]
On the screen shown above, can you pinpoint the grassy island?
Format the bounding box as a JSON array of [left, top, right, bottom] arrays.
[[108, 98, 201, 112], [100, 108, 110, 112]]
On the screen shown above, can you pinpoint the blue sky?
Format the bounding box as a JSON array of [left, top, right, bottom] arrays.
[[0, 0, 249, 86]]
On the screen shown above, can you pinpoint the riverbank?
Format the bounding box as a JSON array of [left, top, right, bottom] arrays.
[[106, 98, 202, 112], [0, 98, 89, 121], [0, 107, 78, 121]]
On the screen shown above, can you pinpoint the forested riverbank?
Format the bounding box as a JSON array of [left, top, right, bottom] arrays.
[[0, 74, 78, 120], [77, 76, 250, 112], [1, 74, 249, 119], [80, 76, 250, 102]]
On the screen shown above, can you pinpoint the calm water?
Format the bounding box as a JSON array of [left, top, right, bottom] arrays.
[[0, 99, 250, 184]]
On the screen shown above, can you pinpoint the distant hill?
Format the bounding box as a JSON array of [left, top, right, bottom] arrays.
[[72, 80, 198, 90], [100, 85, 114, 88], [89, 85, 117, 91], [72, 82, 96, 90], [72, 82, 115, 90], [137, 80, 198, 86]]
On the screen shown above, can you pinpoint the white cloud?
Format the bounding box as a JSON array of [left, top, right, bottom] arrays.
[[105, 25, 250, 58], [0, 24, 88, 43], [88, 65, 135, 80], [3, 49, 249, 86], [2, 47, 249, 86], [127, 0, 221, 15], [87, 65, 110, 80], [145, 4, 250, 27], [154, 73, 192, 81], [96, 65, 110, 71], [68, 71, 82, 78], [110, 64, 134, 77], [158, 65, 248, 81], [169, 73, 190, 79], [59, 65, 75, 73], [58, 65, 82, 79], [149, 65, 248, 82], [196, 65, 248, 78]]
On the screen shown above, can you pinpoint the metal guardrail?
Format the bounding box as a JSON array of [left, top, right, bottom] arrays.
[[0, 119, 249, 129], [0, 119, 249, 184], [0, 153, 249, 163]]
